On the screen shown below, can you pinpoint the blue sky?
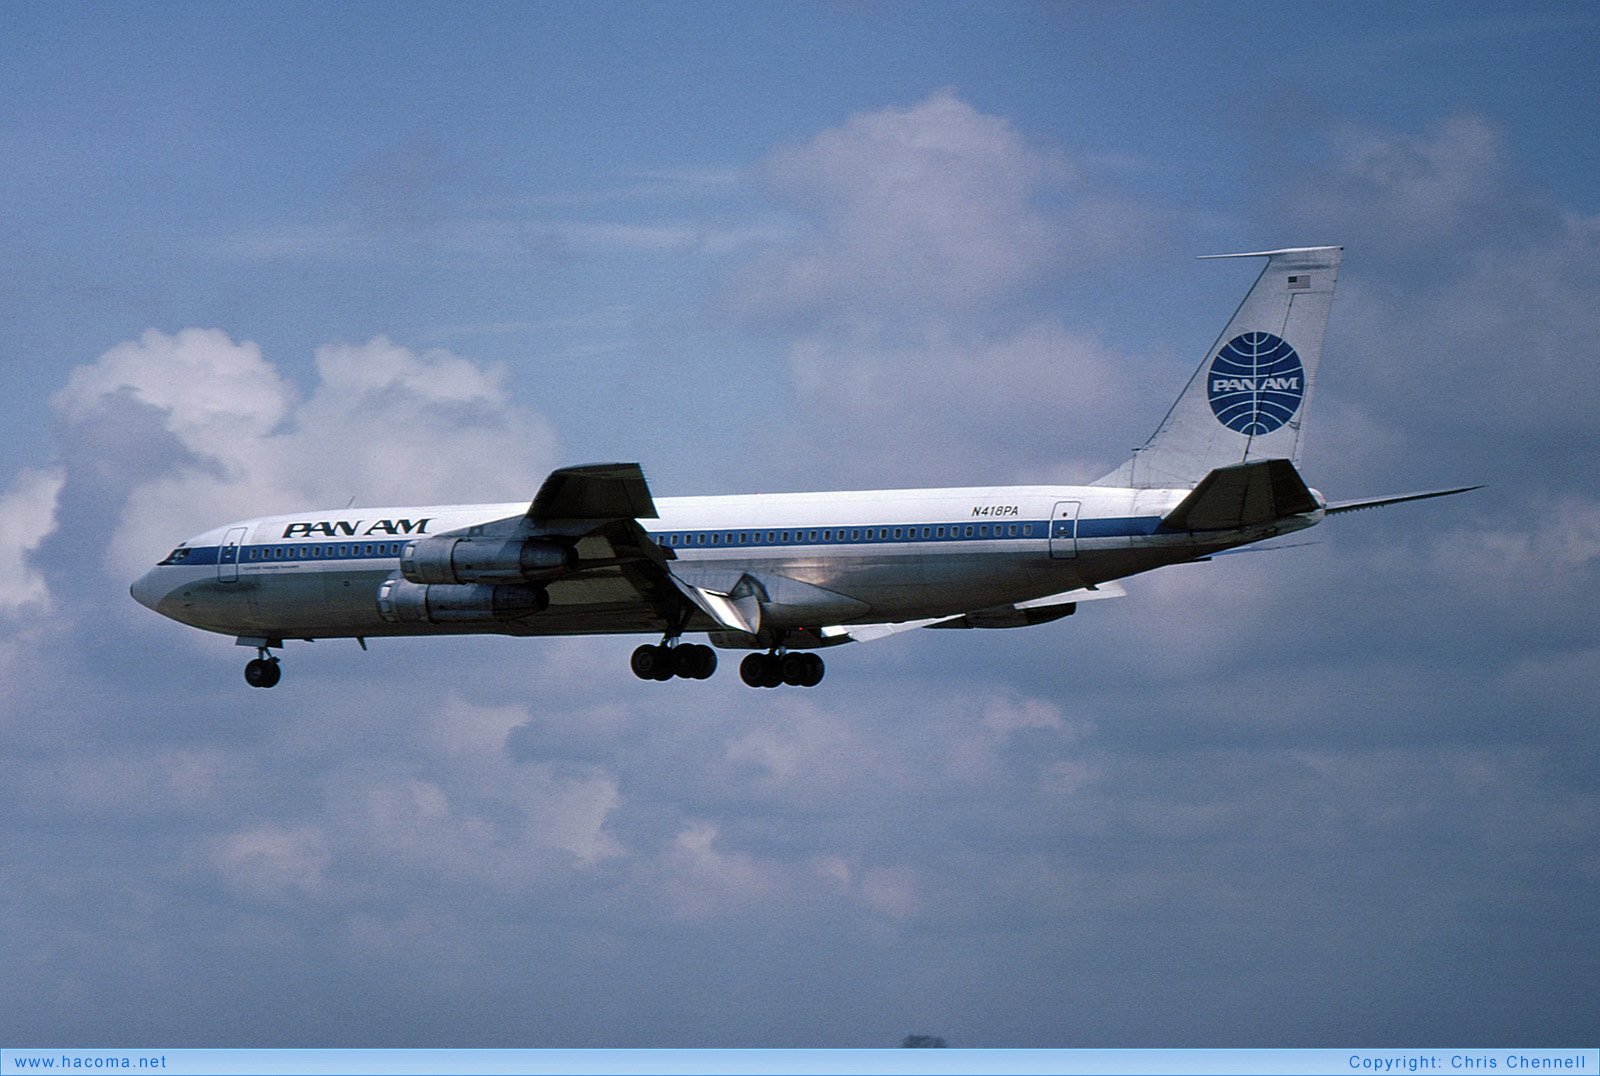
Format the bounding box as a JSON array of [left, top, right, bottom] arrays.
[[2, 1, 1598, 1048]]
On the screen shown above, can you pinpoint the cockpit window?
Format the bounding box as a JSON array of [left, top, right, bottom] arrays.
[[157, 547, 192, 566]]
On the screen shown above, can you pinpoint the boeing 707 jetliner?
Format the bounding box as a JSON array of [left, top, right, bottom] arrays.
[[131, 247, 1475, 688]]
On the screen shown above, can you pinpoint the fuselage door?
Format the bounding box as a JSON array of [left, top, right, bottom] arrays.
[[218, 526, 248, 583], [1049, 501, 1080, 559]]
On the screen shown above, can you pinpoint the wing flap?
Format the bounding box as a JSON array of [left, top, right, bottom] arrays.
[[821, 582, 1125, 642], [670, 576, 762, 635]]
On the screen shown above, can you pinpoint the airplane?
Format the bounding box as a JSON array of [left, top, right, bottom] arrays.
[[130, 246, 1476, 689]]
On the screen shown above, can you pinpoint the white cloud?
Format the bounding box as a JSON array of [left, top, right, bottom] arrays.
[[52, 330, 561, 578], [1319, 115, 1511, 244], [713, 92, 1174, 488], [213, 824, 332, 904], [55, 328, 295, 443], [0, 466, 64, 616], [661, 820, 781, 918], [729, 91, 1160, 327]]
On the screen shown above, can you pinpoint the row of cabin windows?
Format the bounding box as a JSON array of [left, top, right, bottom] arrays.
[[247, 543, 404, 561], [658, 523, 1035, 547]]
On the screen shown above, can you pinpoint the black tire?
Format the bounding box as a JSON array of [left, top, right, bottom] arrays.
[[649, 644, 676, 680], [759, 653, 783, 688], [779, 652, 807, 686], [244, 658, 280, 688], [688, 644, 717, 680], [630, 644, 662, 680], [739, 653, 765, 687], [800, 653, 824, 688]]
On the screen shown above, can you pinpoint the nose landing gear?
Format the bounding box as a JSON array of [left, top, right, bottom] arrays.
[[244, 649, 281, 689]]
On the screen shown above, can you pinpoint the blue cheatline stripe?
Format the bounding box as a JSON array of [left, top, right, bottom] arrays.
[[159, 516, 1167, 566], [161, 541, 414, 567], [651, 515, 1162, 549]]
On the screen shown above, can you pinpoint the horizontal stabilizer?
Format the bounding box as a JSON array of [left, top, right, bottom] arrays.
[[1324, 485, 1481, 515], [1160, 459, 1319, 532]]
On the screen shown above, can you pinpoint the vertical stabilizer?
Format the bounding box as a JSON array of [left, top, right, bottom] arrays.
[[1096, 246, 1341, 489]]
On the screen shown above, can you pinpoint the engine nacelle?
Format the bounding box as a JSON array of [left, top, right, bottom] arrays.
[[400, 536, 576, 585], [375, 578, 550, 624]]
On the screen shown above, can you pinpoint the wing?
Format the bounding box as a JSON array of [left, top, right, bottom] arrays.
[[528, 462, 659, 523], [819, 581, 1126, 643], [513, 463, 759, 637]]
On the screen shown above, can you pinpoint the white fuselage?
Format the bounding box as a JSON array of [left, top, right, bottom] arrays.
[[129, 482, 1322, 645]]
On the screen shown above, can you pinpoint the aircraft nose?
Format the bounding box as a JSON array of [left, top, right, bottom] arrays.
[[130, 569, 162, 612]]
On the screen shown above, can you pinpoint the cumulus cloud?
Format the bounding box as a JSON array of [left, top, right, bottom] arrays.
[[0, 466, 64, 615], [728, 90, 1160, 329], [4, 87, 1597, 1048], [51, 329, 561, 578], [733, 91, 1070, 322], [1276, 116, 1600, 502], [213, 824, 332, 904], [715, 92, 1176, 487], [1314, 115, 1516, 247]]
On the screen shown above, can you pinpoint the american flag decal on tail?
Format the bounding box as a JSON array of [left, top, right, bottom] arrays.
[[1287, 274, 1310, 290]]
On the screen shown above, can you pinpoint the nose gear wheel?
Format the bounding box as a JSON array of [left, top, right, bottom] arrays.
[[244, 652, 281, 688]]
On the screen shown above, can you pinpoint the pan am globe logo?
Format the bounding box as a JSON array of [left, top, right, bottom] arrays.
[[1207, 331, 1305, 435]]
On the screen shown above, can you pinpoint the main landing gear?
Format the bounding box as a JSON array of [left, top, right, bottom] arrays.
[[630, 641, 718, 682], [739, 651, 824, 689], [629, 641, 826, 688], [244, 647, 281, 689]]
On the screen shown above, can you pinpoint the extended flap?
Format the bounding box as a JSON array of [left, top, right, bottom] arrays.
[[670, 573, 762, 635]]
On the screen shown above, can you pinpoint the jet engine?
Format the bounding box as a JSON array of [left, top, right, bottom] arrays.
[[376, 578, 550, 624], [400, 535, 576, 585]]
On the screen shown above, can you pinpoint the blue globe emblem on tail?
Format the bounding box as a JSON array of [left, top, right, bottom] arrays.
[[1206, 332, 1305, 435]]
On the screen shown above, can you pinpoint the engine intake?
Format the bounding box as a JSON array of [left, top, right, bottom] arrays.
[[400, 536, 576, 585], [376, 578, 550, 624]]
